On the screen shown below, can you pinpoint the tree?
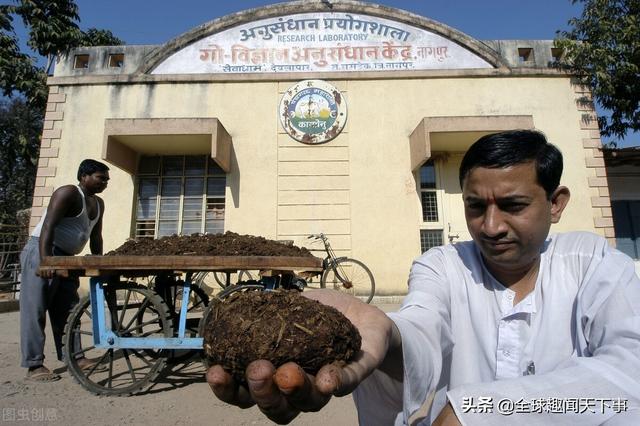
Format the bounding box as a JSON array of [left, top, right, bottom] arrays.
[[15, 0, 82, 75], [78, 28, 123, 47], [0, 5, 44, 110], [1, 1, 124, 110], [0, 1, 123, 224], [0, 98, 42, 224], [555, 0, 640, 140]]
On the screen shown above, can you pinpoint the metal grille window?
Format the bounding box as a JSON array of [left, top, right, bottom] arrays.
[[420, 160, 438, 222], [420, 230, 444, 253], [419, 159, 443, 252], [421, 192, 438, 222], [135, 155, 226, 238]]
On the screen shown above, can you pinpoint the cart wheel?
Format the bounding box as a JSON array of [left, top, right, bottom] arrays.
[[147, 280, 209, 363], [62, 283, 173, 396], [198, 283, 265, 369]]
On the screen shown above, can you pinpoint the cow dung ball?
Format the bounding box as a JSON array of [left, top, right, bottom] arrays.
[[202, 290, 362, 382]]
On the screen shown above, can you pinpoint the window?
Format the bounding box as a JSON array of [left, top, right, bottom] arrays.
[[551, 48, 564, 62], [420, 160, 438, 222], [418, 159, 443, 252], [611, 200, 640, 259], [517, 48, 533, 63], [135, 155, 226, 239], [421, 230, 444, 253], [74, 54, 90, 69], [108, 53, 124, 68]]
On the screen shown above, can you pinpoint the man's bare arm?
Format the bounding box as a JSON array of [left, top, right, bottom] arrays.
[[89, 197, 105, 255], [38, 186, 80, 277]]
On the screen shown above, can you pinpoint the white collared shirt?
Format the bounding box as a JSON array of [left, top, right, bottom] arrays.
[[353, 232, 640, 425], [495, 287, 536, 380]]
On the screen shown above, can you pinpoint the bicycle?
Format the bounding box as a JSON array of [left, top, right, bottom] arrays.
[[305, 233, 375, 304], [212, 270, 254, 288]]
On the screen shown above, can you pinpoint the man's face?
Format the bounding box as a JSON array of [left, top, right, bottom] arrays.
[[462, 162, 566, 275], [81, 171, 110, 194]]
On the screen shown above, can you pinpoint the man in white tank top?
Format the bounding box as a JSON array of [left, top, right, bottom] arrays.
[[20, 159, 109, 382]]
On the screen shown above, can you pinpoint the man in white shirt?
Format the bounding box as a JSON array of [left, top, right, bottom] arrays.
[[206, 130, 640, 424]]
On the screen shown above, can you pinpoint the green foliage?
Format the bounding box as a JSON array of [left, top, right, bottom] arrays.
[[0, 1, 123, 224], [16, 0, 80, 74], [79, 28, 124, 46], [0, 98, 42, 223], [0, 5, 39, 106], [555, 0, 640, 139], [1, 1, 125, 108]]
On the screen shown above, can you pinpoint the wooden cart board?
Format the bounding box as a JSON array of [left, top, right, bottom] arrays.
[[39, 255, 323, 277]]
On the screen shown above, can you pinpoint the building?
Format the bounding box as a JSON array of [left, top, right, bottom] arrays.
[[604, 147, 640, 275], [30, 0, 615, 297]]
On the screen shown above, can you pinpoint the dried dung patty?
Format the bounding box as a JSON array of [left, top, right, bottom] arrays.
[[202, 290, 361, 382]]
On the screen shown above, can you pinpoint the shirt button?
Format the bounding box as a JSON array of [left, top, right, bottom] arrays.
[[502, 350, 511, 357]]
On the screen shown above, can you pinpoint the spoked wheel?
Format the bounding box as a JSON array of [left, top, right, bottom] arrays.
[[62, 283, 173, 396], [299, 271, 323, 290], [211, 270, 255, 288], [321, 258, 375, 304], [198, 283, 264, 369], [148, 278, 210, 363]]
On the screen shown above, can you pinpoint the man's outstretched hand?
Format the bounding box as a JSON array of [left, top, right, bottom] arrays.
[[205, 289, 397, 424]]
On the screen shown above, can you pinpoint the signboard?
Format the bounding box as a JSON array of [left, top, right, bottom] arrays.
[[152, 12, 493, 74], [279, 80, 347, 144]]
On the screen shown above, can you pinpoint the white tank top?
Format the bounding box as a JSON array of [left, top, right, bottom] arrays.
[[31, 185, 101, 255]]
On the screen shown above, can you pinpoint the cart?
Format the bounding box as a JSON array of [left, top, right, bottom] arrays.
[[39, 255, 323, 396]]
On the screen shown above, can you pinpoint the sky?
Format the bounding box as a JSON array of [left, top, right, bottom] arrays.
[[70, 0, 582, 44], [12, 0, 638, 146]]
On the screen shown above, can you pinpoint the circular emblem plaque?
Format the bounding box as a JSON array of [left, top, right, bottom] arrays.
[[279, 80, 347, 144]]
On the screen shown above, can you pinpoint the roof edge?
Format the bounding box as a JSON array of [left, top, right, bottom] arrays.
[[138, 0, 508, 74]]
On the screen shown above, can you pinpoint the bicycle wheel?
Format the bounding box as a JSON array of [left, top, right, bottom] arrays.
[[300, 270, 323, 290], [238, 270, 255, 282], [321, 258, 375, 304], [213, 272, 229, 288], [211, 270, 255, 288], [146, 281, 209, 363], [62, 283, 173, 396]]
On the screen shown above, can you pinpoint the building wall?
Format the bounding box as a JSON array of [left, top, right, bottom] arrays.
[[36, 74, 602, 295], [607, 163, 640, 275]]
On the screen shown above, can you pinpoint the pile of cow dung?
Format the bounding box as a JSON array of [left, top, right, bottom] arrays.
[[106, 232, 314, 257], [202, 290, 361, 382]]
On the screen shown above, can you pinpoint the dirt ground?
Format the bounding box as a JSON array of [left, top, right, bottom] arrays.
[[0, 303, 399, 426]]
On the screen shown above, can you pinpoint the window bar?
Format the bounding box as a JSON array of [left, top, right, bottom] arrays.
[[201, 175, 207, 234], [177, 176, 185, 235], [200, 154, 208, 235], [153, 177, 161, 239]]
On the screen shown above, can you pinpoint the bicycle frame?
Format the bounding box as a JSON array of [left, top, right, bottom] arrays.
[[311, 233, 350, 283]]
